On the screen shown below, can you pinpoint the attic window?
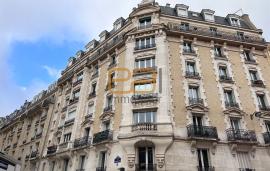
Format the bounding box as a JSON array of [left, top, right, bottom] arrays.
[[177, 8, 188, 17], [204, 13, 214, 22], [192, 13, 198, 17], [230, 18, 240, 27]]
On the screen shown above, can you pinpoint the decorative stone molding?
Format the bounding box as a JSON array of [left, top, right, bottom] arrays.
[[211, 142, 217, 155], [156, 154, 165, 168], [230, 143, 238, 156], [127, 154, 135, 168], [190, 140, 196, 153]]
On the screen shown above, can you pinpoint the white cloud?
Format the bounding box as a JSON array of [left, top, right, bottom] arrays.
[[0, 0, 269, 116], [43, 65, 61, 80]]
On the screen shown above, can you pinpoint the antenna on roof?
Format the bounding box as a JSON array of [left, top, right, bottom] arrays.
[[233, 8, 244, 16]]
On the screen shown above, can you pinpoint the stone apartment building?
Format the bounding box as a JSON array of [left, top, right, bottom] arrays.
[[0, 0, 270, 171]]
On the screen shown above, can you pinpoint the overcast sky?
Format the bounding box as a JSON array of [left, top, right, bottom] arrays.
[[0, 0, 269, 117]]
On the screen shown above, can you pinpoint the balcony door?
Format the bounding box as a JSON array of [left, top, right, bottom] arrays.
[[265, 121, 270, 132], [230, 118, 240, 130], [186, 61, 196, 74], [257, 94, 267, 109], [224, 90, 235, 105], [193, 115, 203, 135], [197, 149, 210, 170], [138, 147, 154, 171], [99, 151, 107, 170]]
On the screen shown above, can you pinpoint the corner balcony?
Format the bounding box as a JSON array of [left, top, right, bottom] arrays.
[[189, 97, 204, 106], [259, 105, 270, 112], [135, 164, 157, 171], [131, 93, 159, 103], [92, 130, 113, 144], [73, 136, 91, 149], [219, 75, 234, 84], [197, 166, 215, 171], [134, 43, 156, 51], [226, 129, 257, 143], [47, 145, 57, 155], [185, 71, 200, 79], [187, 125, 218, 140], [225, 101, 239, 109], [132, 123, 157, 132], [251, 80, 265, 88]]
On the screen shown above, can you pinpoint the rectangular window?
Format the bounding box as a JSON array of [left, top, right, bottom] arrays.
[[133, 110, 157, 124], [139, 17, 151, 29], [249, 70, 258, 81], [193, 115, 203, 126], [110, 54, 116, 65], [180, 22, 189, 31], [188, 86, 199, 99], [237, 152, 252, 169], [64, 159, 69, 171], [93, 64, 99, 75], [244, 50, 253, 61], [67, 110, 76, 120], [219, 66, 228, 77], [177, 8, 188, 17], [237, 32, 245, 40], [230, 118, 241, 130], [103, 121, 110, 131], [231, 18, 240, 26], [99, 151, 107, 169], [257, 94, 267, 108], [73, 90, 80, 99], [79, 155, 86, 169], [106, 95, 113, 107], [265, 121, 270, 132], [224, 90, 235, 104], [135, 37, 155, 50], [214, 46, 223, 57], [134, 83, 154, 94], [204, 13, 214, 21], [183, 42, 192, 53], [91, 82, 97, 94], [186, 61, 196, 73], [135, 57, 155, 69], [209, 27, 217, 35], [197, 149, 210, 169], [63, 133, 71, 143], [76, 72, 83, 81], [88, 104, 94, 115]]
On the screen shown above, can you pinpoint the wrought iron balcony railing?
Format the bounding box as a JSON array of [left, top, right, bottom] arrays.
[[134, 43, 156, 51], [239, 168, 255, 171], [251, 80, 265, 87], [183, 48, 196, 54], [47, 145, 57, 155], [225, 101, 239, 108], [69, 97, 79, 105], [226, 128, 257, 142], [185, 71, 200, 79], [197, 166, 215, 171], [219, 75, 234, 83], [138, 24, 152, 30], [131, 93, 159, 103], [132, 123, 157, 132], [93, 130, 113, 144], [135, 164, 157, 171], [189, 97, 204, 106], [73, 136, 91, 148], [187, 125, 218, 139], [30, 151, 38, 159], [73, 79, 83, 87], [167, 23, 266, 45], [263, 132, 270, 144], [64, 118, 75, 126], [133, 66, 157, 75]]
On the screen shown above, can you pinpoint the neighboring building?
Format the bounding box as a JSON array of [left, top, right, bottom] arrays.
[[0, 0, 270, 171], [0, 152, 21, 171]]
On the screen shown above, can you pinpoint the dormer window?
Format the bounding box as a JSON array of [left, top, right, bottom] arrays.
[[113, 17, 124, 31], [175, 4, 189, 17], [99, 30, 109, 42], [139, 17, 151, 29], [201, 9, 215, 22], [230, 18, 240, 27]]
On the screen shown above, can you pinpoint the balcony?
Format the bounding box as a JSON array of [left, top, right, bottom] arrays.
[[183, 48, 196, 55], [89, 91, 96, 99], [197, 166, 215, 171], [251, 80, 265, 88], [225, 101, 239, 108], [259, 105, 270, 112], [185, 71, 200, 79], [30, 151, 38, 159], [138, 24, 152, 30], [93, 130, 113, 144], [40, 115, 47, 121], [132, 123, 157, 132], [61, 106, 68, 112], [219, 75, 234, 83], [189, 97, 204, 106], [64, 118, 75, 127], [73, 79, 83, 87], [134, 43, 156, 51], [167, 23, 266, 48], [103, 105, 113, 113], [73, 136, 91, 148], [131, 93, 159, 103], [226, 129, 257, 142], [239, 169, 255, 171], [133, 66, 157, 76], [187, 125, 218, 139], [47, 145, 57, 155], [244, 58, 257, 65], [135, 164, 157, 171], [96, 167, 106, 171], [85, 113, 93, 120]]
